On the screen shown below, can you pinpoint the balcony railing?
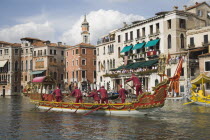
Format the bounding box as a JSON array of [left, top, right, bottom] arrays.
[[146, 50, 160, 57], [140, 35, 146, 40], [202, 42, 209, 46], [188, 44, 195, 48], [0, 81, 7, 85], [70, 78, 78, 82], [82, 78, 87, 81]]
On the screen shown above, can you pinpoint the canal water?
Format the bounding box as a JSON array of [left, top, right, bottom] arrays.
[[0, 96, 210, 140]]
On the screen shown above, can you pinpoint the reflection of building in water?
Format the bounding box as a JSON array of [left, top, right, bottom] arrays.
[[96, 2, 210, 95]]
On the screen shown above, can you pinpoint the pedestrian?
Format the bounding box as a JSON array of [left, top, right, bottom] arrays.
[[52, 86, 63, 102], [88, 89, 100, 103], [97, 86, 108, 104], [118, 85, 128, 103], [126, 73, 142, 97], [71, 86, 83, 103]]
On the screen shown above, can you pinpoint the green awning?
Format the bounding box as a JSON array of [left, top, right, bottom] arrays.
[[141, 59, 158, 67], [145, 39, 160, 48], [31, 70, 45, 75], [120, 45, 132, 53], [132, 43, 145, 50]]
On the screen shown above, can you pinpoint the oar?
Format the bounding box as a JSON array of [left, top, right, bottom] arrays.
[[74, 107, 79, 113], [45, 106, 53, 112], [183, 101, 196, 105], [83, 105, 106, 116]]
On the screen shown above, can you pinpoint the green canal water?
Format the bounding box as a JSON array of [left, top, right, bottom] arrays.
[[0, 96, 210, 140]]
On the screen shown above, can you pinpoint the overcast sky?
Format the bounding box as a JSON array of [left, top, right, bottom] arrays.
[[0, 0, 207, 45]]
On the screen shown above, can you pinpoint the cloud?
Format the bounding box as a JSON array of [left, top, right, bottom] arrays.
[[61, 9, 144, 45], [0, 22, 55, 43]]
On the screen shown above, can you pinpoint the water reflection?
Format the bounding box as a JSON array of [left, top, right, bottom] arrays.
[[1, 97, 210, 139]]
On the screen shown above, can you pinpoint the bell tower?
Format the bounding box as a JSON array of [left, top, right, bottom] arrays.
[[81, 15, 90, 44]]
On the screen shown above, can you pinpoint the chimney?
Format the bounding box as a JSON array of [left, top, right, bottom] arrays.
[[173, 6, 178, 11], [46, 40, 51, 45], [58, 42, 62, 46], [123, 22, 127, 27], [183, 5, 187, 11], [195, 2, 199, 5]]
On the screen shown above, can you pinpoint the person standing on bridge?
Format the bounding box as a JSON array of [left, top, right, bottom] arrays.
[[126, 73, 142, 97], [118, 85, 128, 103], [71, 86, 83, 103], [97, 86, 108, 104]]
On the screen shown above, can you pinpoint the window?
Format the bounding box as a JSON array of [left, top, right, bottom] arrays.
[[179, 19, 186, 29], [54, 72, 57, 80], [94, 60, 96, 66], [156, 23, 159, 33], [72, 50, 74, 55], [15, 49, 19, 55], [54, 58, 56, 63], [82, 59, 86, 65], [180, 85, 184, 92], [168, 34, 172, 49], [21, 49, 23, 54], [82, 49, 86, 54], [167, 68, 171, 77], [190, 37, 194, 47], [180, 34, 185, 48], [72, 71, 74, 79], [206, 83, 210, 90], [67, 62, 68, 66], [21, 61, 23, 71], [61, 51, 64, 56], [103, 47, 105, 54], [205, 61, 210, 71], [98, 62, 101, 72], [76, 49, 79, 54], [76, 71, 78, 78], [204, 35, 208, 44], [150, 25, 153, 34], [0, 50, 2, 56], [50, 49, 52, 54], [94, 49, 96, 55], [72, 60, 74, 66], [54, 50, 56, 55], [181, 68, 184, 76], [61, 60, 64, 64], [26, 49, 28, 54], [76, 60, 78, 65], [82, 71, 86, 78], [207, 11, 210, 18], [130, 31, 133, 40], [142, 27, 145, 36], [44, 49, 46, 55], [30, 60, 32, 70], [26, 60, 28, 71], [15, 61, 18, 71], [61, 74, 63, 80], [25, 76, 27, 81], [4, 49, 9, 55], [66, 52, 68, 56], [191, 68, 195, 76], [167, 20, 171, 29], [113, 59, 115, 68], [137, 29, 140, 38], [94, 71, 96, 78], [118, 35, 121, 43], [197, 10, 203, 17], [97, 48, 99, 56], [66, 72, 68, 80], [125, 33, 128, 41]]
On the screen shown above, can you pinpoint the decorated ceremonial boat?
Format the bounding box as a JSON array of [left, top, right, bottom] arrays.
[[187, 74, 210, 106]]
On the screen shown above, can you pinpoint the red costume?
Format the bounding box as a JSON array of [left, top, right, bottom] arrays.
[[126, 74, 142, 96], [53, 87, 62, 102], [97, 86, 108, 104], [88, 90, 100, 103], [71, 87, 83, 103], [118, 85, 127, 103]]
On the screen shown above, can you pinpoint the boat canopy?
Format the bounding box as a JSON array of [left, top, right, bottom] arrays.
[[191, 74, 210, 84], [32, 76, 55, 83]]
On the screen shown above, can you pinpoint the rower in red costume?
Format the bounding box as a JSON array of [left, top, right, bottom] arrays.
[[97, 86, 108, 104], [118, 85, 127, 103], [87, 89, 100, 103], [71, 86, 83, 103], [52, 86, 63, 102], [126, 73, 142, 96]]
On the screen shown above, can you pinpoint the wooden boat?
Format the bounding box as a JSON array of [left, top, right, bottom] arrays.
[[188, 74, 210, 106], [26, 75, 170, 115]]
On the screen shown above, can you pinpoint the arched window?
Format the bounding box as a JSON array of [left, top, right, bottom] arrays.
[[26, 60, 28, 71], [103, 60, 106, 72], [112, 44, 114, 53], [98, 61, 101, 72], [155, 79, 159, 86], [108, 45, 110, 53], [8, 62, 10, 71], [110, 59, 112, 69], [168, 34, 171, 49], [107, 60, 109, 70], [15, 61, 18, 71], [103, 47, 105, 54], [180, 34, 185, 48], [54, 72, 57, 80], [113, 59, 115, 68], [30, 60, 32, 70], [21, 61, 23, 71]]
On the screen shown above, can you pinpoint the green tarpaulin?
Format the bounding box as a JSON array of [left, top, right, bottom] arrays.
[[145, 39, 160, 48], [120, 45, 132, 53], [31, 70, 45, 75], [132, 43, 145, 50]]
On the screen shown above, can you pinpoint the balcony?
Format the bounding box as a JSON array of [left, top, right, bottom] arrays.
[[124, 39, 133, 44], [140, 35, 146, 40], [135, 37, 141, 41], [0, 81, 7, 85], [188, 44, 195, 48], [202, 42, 210, 46], [148, 33, 154, 38], [82, 78, 87, 81]]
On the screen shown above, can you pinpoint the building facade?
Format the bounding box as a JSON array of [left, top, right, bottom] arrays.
[[96, 2, 210, 95]]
